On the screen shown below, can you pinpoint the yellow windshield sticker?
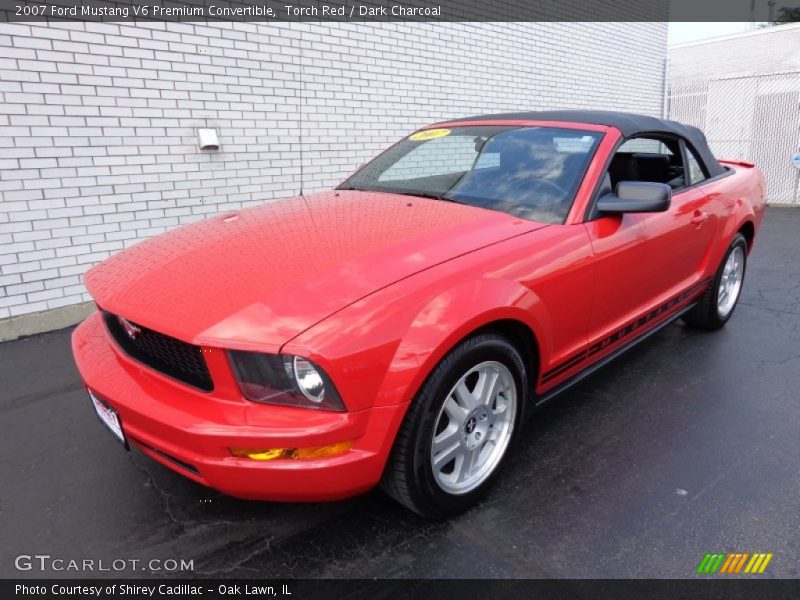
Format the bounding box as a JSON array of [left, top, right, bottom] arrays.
[[409, 128, 451, 142]]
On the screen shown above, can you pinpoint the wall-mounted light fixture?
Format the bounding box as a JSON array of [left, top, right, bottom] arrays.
[[197, 128, 220, 150]]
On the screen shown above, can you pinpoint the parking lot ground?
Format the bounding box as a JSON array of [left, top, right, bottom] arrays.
[[1, 208, 799, 579]]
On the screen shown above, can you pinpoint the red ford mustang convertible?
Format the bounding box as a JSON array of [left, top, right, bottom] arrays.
[[73, 111, 766, 517]]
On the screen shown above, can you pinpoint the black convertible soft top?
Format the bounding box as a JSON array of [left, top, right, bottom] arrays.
[[442, 110, 725, 178]]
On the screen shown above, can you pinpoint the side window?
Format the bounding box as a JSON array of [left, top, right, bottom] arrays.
[[685, 146, 707, 186], [618, 138, 673, 155], [607, 136, 684, 190]]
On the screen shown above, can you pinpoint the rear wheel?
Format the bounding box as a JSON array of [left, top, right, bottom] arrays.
[[381, 333, 526, 518], [683, 233, 747, 330]]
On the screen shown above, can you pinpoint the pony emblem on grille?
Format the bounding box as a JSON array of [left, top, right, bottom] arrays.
[[117, 316, 141, 340]]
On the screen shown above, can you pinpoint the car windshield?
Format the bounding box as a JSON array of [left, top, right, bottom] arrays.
[[339, 125, 603, 223]]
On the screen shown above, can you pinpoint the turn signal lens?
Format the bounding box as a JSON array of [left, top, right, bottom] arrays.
[[230, 441, 352, 461], [295, 441, 352, 459]]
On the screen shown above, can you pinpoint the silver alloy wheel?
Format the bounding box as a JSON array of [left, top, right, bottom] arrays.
[[430, 360, 517, 495], [717, 245, 745, 318]]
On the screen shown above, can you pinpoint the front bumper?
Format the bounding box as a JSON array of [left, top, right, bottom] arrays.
[[71, 312, 407, 501]]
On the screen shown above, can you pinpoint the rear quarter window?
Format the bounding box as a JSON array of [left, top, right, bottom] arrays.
[[685, 146, 708, 185]]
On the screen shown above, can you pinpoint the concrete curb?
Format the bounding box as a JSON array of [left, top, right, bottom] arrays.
[[0, 302, 95, 343]]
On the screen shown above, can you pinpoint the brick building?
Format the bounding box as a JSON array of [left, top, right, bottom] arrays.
[[0, 21, 668, 338]]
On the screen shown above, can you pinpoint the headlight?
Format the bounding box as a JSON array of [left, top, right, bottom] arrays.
[[227, 351, 345, 411], [292, 356, 326, 403]]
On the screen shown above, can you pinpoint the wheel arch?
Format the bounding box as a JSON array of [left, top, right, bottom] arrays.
[[378, 314, 539, 517], [397, 307, 544, 418], [470, 318, 540, 388], [451, 318, 542, 424], [711, 202, 757, 274], [738, 220, 755, 253]]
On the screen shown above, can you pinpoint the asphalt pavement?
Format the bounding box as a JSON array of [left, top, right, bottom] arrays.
[[1, 208, 799, 579]]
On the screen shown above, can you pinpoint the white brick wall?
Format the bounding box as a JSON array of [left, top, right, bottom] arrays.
[[669, 23, 800, 80], [0, 21, 667, 321]]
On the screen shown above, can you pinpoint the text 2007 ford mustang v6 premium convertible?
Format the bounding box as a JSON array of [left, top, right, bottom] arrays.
[[73, 111, 765, 517]]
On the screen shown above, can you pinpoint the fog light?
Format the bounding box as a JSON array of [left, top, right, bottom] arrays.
[[230, 441, 352, 461]]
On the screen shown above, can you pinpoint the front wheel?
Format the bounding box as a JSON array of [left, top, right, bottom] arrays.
[[380, 333, 527, 518], [683, 233, 747, 330]]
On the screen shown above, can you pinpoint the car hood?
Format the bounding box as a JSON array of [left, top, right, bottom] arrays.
[[85, 190, 546, 350]]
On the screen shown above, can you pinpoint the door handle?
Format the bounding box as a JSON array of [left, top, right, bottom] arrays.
[[691, 211, 709, 225]]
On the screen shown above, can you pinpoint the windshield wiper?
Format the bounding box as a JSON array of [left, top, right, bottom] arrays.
[[397, 191, 443, 201], [338, 187, 464, 205], [389, 190, 465, 204]]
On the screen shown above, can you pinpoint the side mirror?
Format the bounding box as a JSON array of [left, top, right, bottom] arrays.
[[596, 181, 672, 214]]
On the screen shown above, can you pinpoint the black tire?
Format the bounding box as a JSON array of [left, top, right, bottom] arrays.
[[380, 333, 527, 518], [683, 233, 748, 330]]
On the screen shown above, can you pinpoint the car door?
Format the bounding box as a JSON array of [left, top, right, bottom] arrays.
[[584, 137, 716, 356]]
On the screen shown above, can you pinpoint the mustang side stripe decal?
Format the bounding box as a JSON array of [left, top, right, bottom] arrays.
[[541, 277, 713, 383], [539, 349, 588, 381]]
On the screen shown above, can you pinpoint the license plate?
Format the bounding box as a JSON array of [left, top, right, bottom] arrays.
[[88, 389, 127, 447]]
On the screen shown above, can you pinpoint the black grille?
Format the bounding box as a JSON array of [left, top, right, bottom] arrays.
[[103, 311, 213, 392]]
